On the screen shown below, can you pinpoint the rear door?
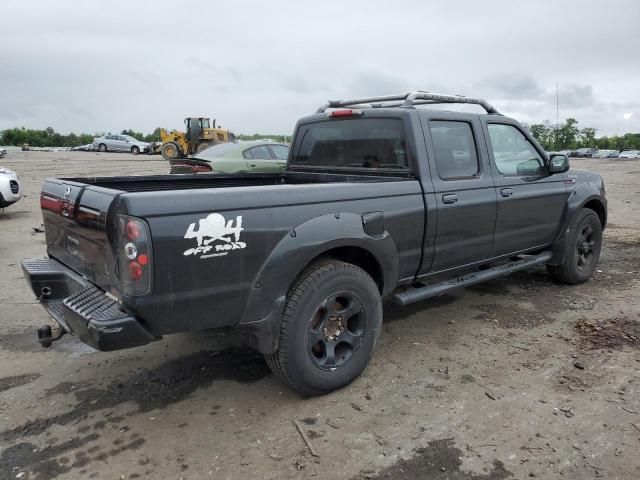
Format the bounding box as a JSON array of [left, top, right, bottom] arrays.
[[482, 120, 568, 257], [268, 144, 289, 172], [419, 112, 497, 273], [104, 135, 117, 150], [244, 145, 284, 173]]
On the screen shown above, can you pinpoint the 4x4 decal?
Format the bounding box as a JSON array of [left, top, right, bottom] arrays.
[[183, 213, 246, 258]]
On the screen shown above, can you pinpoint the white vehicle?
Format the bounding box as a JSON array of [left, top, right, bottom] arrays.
[[92, 135, 150, 155], [0, 148, 7, 158], [0, 166, 22, 208], [592, 149, 619, 158], [619, 150, 640, 159]]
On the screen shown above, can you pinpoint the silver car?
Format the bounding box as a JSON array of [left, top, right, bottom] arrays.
[[92, 135, 150, 155]]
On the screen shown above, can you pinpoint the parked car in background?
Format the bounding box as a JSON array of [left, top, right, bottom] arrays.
[[619, 150, 640, 159], [593, 149, 619, 158], [92, 135, 150, 155], [71, 144, 94, 151], [0, 148, 7, 158], [0, 166, 22, 208], [575, 148, 595, 157], [169, 140, 289, 174]]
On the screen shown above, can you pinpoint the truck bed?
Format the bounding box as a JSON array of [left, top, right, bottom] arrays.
[[61, 171, 411, 193]]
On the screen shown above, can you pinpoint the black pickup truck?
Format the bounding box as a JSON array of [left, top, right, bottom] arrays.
[[23, 92, 607, 396]]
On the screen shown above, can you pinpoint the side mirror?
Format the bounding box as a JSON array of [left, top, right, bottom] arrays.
[[549, 154, 570, 174]]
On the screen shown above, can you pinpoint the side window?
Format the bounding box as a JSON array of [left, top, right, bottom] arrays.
[[429, 121, 479, 180], [487, 124, 545, 176], [269, 145, 290, 160], [242, 149, 253, 159], [248, 145, 272, 160]]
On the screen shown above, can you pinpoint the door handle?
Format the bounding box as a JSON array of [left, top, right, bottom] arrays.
[[249, 164, 257, 167], [442, 193, 458, 204], [500, 188, 513, 197]]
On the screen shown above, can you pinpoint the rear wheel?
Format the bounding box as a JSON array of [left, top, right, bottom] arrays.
[[265, 259, 382, 396], [98, 143, 107, 152], [131, 146, 140, 155], [548, 208, 602, 284], [161, 142, 180, 161]]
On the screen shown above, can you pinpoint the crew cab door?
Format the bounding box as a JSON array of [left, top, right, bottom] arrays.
[[419, 113, 497, 273], [482, 120, 568, 257]]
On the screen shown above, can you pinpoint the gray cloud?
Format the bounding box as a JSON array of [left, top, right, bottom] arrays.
[[476, 74, 546, 100], [1, 0, 639, 136]]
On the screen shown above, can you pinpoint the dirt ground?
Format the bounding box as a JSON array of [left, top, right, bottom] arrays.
[[1, 150, 639, 480]]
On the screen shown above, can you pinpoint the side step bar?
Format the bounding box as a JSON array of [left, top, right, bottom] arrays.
[[393, 251, 552, 306]]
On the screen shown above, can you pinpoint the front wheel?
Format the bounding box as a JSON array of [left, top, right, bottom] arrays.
[[548, 208, 602, 284], [265, 259, 382, 396], [131, 146, 140, 155], [98, 143, 107, 152], [161, 142, 180, 161]]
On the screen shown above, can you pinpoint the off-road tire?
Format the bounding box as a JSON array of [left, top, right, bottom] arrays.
[[547, 208, 602, 284], [131, 146, 140, 155], [161, 142, 180, 161], [98, 143, 107, 152], [265, 259, 382, 396]]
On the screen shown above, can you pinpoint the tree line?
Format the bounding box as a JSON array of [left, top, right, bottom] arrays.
[[527, 118, 640, 151], [0, 127, 290, 147], [3, 121, 639, 151]]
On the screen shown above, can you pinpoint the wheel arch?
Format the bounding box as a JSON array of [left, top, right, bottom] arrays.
[[582, 198, 606, 229], [237, 213, 399, 354], [550, 185, 607, 265]]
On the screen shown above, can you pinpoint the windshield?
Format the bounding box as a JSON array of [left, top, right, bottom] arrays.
[[291, 118, 408, 171], [193, 142, 241, 159], [123, 135, 139, 142]]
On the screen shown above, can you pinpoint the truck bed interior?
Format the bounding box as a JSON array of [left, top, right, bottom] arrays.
[[61, 171, 414, 193]]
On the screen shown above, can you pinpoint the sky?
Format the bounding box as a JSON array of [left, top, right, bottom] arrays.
[[2, 0, 639, 137]]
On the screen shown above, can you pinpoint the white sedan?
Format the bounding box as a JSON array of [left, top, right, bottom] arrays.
[[0, 166, 22, 208], [619, 150, 640, 159]]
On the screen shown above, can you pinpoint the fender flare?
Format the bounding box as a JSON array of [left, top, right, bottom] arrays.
[[237, 213, 399, 353], [549, 182, 606, 265]]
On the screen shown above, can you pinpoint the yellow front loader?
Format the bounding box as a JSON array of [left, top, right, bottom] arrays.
[[160, 117, 235, 161]]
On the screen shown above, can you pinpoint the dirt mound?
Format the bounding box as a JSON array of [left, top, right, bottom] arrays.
[[575, 317, 640, 349]]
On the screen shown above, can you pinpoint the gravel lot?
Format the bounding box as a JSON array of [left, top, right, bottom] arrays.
[[1, 151, 639, 480]]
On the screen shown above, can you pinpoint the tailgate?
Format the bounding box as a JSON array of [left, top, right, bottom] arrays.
[[40, 179, 120, 294]]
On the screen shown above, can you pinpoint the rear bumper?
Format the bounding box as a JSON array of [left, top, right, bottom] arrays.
[[22, 257, 157, 351]]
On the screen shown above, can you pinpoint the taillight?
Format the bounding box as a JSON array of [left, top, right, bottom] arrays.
[[327, 109, 363, 118], [192, 164, 212, 173], [117, 215, 152, 296], [171, 162, 212, 173], [125, 220, 141, 241], [41, 194, 62, 213]]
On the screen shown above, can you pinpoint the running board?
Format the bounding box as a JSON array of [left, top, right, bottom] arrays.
[[393, 251, 553, 306]]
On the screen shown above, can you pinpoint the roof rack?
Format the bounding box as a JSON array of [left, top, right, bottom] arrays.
[[316, 91, 500, 115]]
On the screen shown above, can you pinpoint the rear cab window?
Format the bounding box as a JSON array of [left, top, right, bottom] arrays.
[[290, 117, 409, 173], [429, 120, 479, 180]]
